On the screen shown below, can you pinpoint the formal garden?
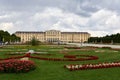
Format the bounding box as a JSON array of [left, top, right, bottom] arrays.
[[0, 45, 120, 80]]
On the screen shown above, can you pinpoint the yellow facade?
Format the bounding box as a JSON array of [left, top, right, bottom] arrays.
[[15, 30, 90, 43]]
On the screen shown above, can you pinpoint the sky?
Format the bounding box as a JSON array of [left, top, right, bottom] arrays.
[[0, 0, 120, 37]]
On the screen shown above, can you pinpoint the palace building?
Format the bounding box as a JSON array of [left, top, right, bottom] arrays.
[[15, 30, 90, 43]]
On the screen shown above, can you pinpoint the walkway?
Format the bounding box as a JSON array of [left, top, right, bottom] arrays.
[[67, 43, 120, 49]]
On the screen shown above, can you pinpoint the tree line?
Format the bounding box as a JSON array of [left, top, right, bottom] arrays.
[[88, 33, 120, 44], [0, 30, 20, 44]]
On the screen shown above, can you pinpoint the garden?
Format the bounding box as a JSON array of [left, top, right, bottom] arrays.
[[0, 45, 120, 80]]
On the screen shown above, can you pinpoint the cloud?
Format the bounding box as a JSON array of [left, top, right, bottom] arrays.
[[0, 0, 120, 37], [0, 22, 14, 31], [0, 15, 10, 19], [92, 0, 120, 12], [86, 9, 120, 36], [29, 7, 88, 32]]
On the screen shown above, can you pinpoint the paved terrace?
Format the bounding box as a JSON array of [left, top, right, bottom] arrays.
[[67, 43, 120, 49]]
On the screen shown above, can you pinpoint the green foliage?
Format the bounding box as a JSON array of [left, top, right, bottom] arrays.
[[11, 34, 20, 42], [0, 30, 20, 43], [88, 33, 120, 43], [29, 37, 39, 46]]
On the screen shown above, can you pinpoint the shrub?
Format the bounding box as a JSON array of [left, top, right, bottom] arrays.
[[29, 37, 39, 46], [0, 59, 36, 73]]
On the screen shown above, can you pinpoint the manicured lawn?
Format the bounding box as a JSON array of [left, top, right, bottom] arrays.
[[0, 45, 120, 80]]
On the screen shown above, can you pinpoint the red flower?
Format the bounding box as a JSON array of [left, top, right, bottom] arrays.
[[64, 62, 120, 71], [0, 59, 36, 73], [24, 53, 31, 57]]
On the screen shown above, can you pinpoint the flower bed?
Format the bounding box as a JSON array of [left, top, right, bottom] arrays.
[[64, 47, 81, 49], [101, 47, 112, 49], [30, 54, 98, 61], [64, 46, 98, 51], [0, 59, 36, 73], [64, 55, 76, 58], [1, 52, 98, 61], [111, 48, 120, 51], [64, 62, 120, 71], [24, 53, 31, 57]]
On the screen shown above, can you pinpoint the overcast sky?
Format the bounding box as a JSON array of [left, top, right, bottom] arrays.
[[0, 0, 120, 37]]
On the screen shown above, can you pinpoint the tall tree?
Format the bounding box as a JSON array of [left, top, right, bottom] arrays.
[[88, 33, 120, 44], [0, 30, 20, 43]]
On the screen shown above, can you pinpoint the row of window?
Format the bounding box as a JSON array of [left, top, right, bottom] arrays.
[[21, 37, 87, 42]]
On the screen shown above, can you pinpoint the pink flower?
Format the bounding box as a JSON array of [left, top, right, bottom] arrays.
[[0, 59, 36, 73]]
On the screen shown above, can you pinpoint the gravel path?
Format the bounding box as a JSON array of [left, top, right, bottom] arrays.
[[67, 43, 120, 49]]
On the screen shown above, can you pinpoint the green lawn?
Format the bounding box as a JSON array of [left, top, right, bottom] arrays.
[[0, 45, 120, 80]]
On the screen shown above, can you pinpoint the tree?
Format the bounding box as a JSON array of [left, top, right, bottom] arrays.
[[29, 37, 39, 46], [88, 33, 120, 44], [10, 34, 20, 42], [0, 30, 20, 44]]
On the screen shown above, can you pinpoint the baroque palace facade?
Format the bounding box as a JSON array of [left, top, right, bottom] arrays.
[[15, 30, 90, 43]]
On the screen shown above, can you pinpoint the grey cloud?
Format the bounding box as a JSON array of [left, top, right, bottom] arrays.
[[88, 0, 120, 13], [0, 0, 120, 37], [0, 0, 98, 17]]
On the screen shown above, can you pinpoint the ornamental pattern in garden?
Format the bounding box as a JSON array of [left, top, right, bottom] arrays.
[[64, 62, 120, 71], [2, 52, 98, 61]]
